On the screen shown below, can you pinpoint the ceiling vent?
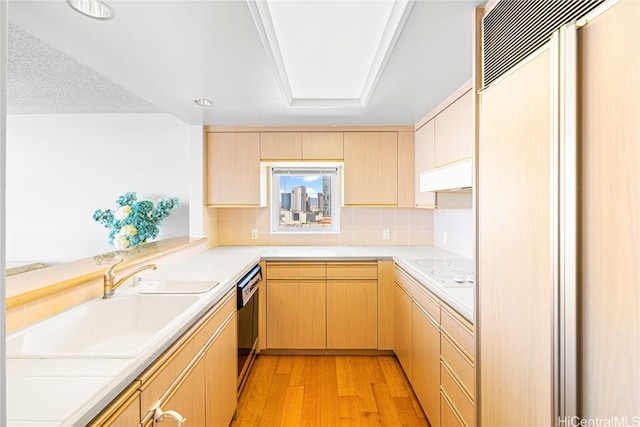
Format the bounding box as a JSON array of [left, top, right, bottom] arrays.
[[482, 0, 605, 88]]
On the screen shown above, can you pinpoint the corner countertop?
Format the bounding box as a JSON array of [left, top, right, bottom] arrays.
[[7, 245, 473, 426]]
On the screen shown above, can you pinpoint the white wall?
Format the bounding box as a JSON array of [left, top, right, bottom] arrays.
[[434, 208, 473, 259], [188, 126, 204, 238], [1, 1, 8, 422], [6, 113, 191, 264]]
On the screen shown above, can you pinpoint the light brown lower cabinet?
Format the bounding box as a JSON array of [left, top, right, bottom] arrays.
[[265, 261, 381, 350], [205, 312, 238, 427], [266, 279, 326, 349], [147, 356, 207, 427], [88, 382, 142, 426], [108, 391, 141, 427], [439, 306, 475, 427], [394, 265, 475, 427], [394, 282, 413, 382], [413, 302, 441, 427], [441, 391, 465, 427], [326, 262, 378, 349], [90, 290, 237, 427], [327, 279, 377, 349]]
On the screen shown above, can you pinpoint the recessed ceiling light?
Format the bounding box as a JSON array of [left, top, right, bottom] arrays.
[[67, 0, 112, 20], [194, 98, 213, 107]]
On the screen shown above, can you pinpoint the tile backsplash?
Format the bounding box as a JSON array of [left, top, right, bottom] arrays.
[[208, 207, 434, 246], [434, 208, 474, 259]]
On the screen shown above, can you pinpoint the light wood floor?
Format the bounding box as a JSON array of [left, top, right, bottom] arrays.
[[231, 355, 429, 427]]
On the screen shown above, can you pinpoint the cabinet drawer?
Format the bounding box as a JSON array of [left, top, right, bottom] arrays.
[[411, 284, 440, 324], [395, 266, 440, 322], [326, 262, 377, 279], [441, 361, 475, 427], [266, 262, 326, 279], [441, 331, 475, 398], [441, 391, 466, 427], [441, 304, 474, 359], [138, 291, 236, 412]]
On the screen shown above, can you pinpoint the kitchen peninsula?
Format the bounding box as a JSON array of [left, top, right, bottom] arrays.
[[6, 244, 473, 426]]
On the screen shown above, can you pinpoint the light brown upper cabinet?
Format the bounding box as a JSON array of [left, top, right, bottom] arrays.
[[343, 132, 398, 206], [397, 131, 415, 208], [206, 132, 263, 206], [260, 132, 302, 160], [260, 132, 344, 160], [302, 132, 344, 160], [434, 89, 473, 167], [414, 120, 437, 208]]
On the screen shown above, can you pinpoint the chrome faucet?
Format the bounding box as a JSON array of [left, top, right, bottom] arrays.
[[103, 259, 157, 299]]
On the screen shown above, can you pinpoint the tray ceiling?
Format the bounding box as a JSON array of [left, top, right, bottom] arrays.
[[6, 0, 483, 126]]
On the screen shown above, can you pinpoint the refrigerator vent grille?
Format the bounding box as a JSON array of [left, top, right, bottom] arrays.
[[482, 0, 604, 88]]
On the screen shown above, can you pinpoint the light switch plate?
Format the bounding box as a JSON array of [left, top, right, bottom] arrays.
[[383, 229, 391, 240], [251, 229, 258, 240]]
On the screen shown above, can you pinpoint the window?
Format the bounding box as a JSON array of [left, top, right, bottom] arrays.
[[270, 165, 341, 233]]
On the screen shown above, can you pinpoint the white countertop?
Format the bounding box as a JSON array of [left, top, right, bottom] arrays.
[[7, 245, 473, 426]]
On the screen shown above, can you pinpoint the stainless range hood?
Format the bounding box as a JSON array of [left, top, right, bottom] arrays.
[[420, 158, 472, 192]]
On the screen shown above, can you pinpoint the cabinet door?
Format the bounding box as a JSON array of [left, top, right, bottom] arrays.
[[90, 386, 141, 427], [456, 90, 474, 160], [413, 303, 441, 427], [579, 0, 640, 418], [261, 132, 302, 160], [205, 313, 237, 427], [397, 131, 415, 208], [266, 280, 326, 349], [206, 132, 261, 205], [414, 120, 436, 208], [377, 261, 395, 351], [301, 132, 343, 160], [326, 280, 377, 349], [434, 90, 473, 167], [479, 46, 553, 425], [159, 357, 207, 427], [393, 282, 413, 382], [344, 132, 398, 206]]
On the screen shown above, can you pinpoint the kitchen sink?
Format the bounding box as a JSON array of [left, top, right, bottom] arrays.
[[138, 279, 219, 294], [6, 293, 201, 359]]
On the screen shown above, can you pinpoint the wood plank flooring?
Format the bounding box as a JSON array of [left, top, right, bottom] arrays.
[[231, 355, 429, 427]]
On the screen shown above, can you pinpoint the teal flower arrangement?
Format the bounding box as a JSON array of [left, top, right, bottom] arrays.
[[93, 192, 179, 249]]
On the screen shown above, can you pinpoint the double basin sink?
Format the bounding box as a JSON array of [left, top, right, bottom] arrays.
[[6, 279, 220, 359]]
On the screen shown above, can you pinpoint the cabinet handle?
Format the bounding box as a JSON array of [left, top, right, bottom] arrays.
[[152, 401, 187, 427]]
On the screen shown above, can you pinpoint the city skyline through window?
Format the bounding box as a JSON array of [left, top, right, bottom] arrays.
[[271, 166, 339, 233]]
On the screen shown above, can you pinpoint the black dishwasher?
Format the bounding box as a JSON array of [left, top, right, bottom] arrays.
[[236, 264, 261, 393]]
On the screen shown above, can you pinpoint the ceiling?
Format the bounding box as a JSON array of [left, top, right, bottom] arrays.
[[7, 0, 483, 127]]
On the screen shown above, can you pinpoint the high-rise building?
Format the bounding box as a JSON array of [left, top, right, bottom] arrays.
[[322, 176, 331, 216], [280, 192, 291, 210], [291, 186, 307, 212]]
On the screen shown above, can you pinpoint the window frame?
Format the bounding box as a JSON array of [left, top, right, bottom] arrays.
[[267, 162, 343, 234]]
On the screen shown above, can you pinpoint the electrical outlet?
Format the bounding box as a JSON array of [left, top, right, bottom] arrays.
[[383, 229, 391, 240], [251, 229, 258, 240], [443, 231, 448, 244]]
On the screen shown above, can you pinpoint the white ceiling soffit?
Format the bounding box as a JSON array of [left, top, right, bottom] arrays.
[[248, 0, 415, 108]]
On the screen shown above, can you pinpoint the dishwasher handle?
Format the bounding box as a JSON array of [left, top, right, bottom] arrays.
[[237, 265, 262, 309]]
